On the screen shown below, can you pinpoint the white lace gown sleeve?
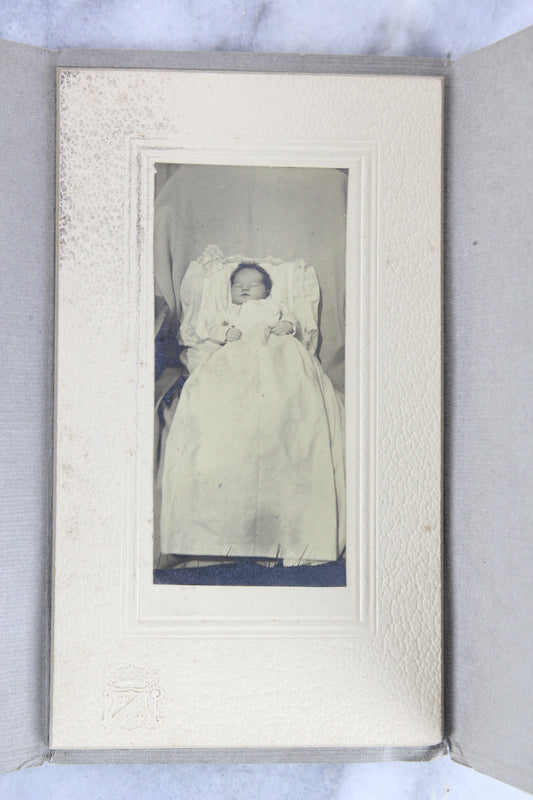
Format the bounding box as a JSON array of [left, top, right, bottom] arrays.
[[278, 302, 297, 334], [207, 309, 231, 344]]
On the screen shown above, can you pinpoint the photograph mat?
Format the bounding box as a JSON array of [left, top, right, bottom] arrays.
[[126, 143, 374, 634], [52, 69, 442, 749]]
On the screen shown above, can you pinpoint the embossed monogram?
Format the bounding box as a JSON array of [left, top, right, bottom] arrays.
[[103, 666, 162, 731]]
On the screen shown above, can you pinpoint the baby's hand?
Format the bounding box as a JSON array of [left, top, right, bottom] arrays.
[[270, 320, 294, 336], [225, 326, 242, 342]]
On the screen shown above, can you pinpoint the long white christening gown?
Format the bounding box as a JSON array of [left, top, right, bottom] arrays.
[[159, 296, 345, 564]]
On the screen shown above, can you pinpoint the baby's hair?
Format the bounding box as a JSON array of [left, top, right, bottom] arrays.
[[230, 262, 273, 296]]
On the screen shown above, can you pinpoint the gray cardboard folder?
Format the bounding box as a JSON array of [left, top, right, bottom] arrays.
[[1, 27, 532, 794]]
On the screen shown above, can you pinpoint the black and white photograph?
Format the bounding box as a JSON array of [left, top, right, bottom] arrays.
[[152, 164, 348, 586]]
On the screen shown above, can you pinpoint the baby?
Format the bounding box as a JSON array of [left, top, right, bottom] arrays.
[[208, 263, 296, 345], [160, 258, 345, 565]]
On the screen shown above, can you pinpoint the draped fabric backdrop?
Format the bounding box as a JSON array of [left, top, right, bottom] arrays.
[[154, 165, 348, 392]]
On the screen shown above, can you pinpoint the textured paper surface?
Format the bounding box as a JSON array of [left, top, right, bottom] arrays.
[[51, 68, 442, 749], [445, 28, 533, 794], [0, 39, 54, 773]]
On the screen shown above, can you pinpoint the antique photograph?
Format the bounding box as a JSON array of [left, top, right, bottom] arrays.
[[50, 66, 441, 749], [153, 164, 348, 587]]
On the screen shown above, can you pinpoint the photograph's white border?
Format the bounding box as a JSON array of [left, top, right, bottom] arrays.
[[121, 139, 378, 638]]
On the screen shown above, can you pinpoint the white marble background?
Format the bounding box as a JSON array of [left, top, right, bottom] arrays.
[[1, 1, 532, 798], [1, 0, 531, 57]]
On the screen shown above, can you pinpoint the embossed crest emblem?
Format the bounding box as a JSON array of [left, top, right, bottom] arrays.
[[103, 665, 163, 731]]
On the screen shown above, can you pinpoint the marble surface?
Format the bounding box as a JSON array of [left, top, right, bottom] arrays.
[[0, 1, 532, 798], [0, 757, 530, 799], [0, 0, 531, 57]]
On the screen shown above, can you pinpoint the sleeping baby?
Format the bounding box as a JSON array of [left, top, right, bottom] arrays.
[[208, 262, 296, 345], [159, 259, 345, 565]]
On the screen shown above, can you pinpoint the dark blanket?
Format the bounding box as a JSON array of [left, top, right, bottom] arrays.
[[154, 558, 346, 587]]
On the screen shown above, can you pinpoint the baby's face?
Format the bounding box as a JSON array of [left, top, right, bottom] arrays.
[[231, 268, 268, 304]]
